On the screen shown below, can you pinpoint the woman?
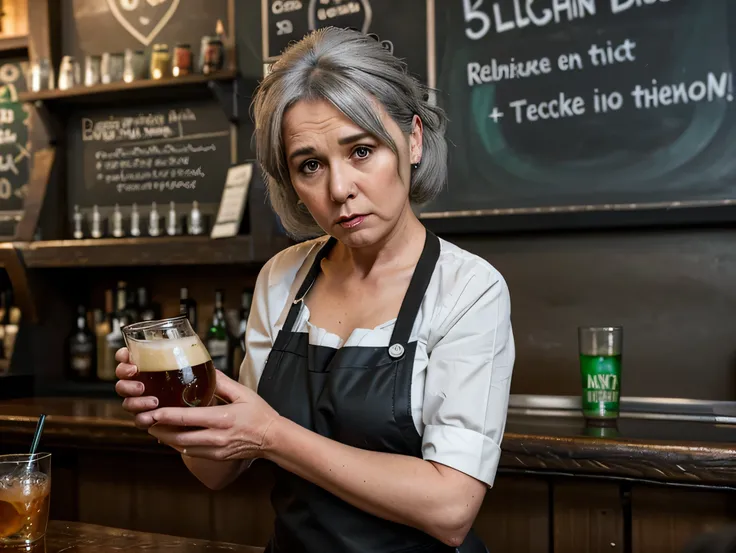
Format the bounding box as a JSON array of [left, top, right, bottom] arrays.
[[116, 27, 514, 553]]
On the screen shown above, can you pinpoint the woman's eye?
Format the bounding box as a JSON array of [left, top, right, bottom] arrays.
[[302, 160, 320, 174], [354, 146, 372, 159]]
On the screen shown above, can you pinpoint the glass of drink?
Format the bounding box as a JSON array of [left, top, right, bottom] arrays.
[[122, 316, 216, 408], [578, 326, 622, 423], [0, 453, 51, 546]]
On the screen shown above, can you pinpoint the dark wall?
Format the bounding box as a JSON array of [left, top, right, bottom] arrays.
[[454, 228, 736, 401]]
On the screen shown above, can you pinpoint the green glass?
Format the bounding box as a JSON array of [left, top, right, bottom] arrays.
[[578, 326, 622, 420]]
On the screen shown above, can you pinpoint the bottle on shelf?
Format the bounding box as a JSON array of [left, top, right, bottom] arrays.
[[232, 289, 253, 381], [67, 305, 96, 381], [137, 287, 159, 322], [3, 289, 20, 362], [179, 287, 198, 332], [94, 304, 109, 380], [100, 285, 127, 382], [207, 289, 232, 376]]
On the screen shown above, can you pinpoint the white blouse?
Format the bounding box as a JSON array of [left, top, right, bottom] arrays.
[[239, 236, 515, 487]]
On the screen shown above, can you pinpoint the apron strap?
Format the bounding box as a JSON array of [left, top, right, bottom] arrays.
[[282, 236, 338, 333], [387, 229, 441, 360]]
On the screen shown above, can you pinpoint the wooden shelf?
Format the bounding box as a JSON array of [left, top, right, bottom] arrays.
[[0, 35, 28, 54], [19, 235, 269, 268], [18, 70, 238, 106]]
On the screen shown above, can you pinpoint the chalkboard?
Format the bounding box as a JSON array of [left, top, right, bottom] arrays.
[[63, 0, 229, 58], [67, 100, 232, 213], [0, 58, 30, 219], [421, 0, 736, 222], [262, 0, 430, 84]]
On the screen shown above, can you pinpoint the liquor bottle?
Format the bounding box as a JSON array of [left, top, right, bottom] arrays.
[[101, 285, 127, 382], [116, 281, 133, 326], [179, 287, 197, 332], [3, 289, 20, 362], [91, 205, 102, 239], [232, 289, 253, 380], [96, 291, 113, 381], [67, 305, 96, 381], [206, 289, 231, 376], [137, 287, 159, 322]]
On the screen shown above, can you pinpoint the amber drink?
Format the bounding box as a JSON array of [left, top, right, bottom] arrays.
[[0, 454, 51, 546], [123, 316, 216, 408]]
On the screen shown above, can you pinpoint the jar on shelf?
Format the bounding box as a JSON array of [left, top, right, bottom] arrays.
[[173, 43, 192, 77], [58, 56, 81, 90], [84, 55, 101, 87], [101, 52, 125, 84], [199, 36, 224, 75], [123, 49, 146, 83], [150, 44, 171, 80]]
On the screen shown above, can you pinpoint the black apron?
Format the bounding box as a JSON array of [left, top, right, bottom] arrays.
[[258, 230, 487, 553]]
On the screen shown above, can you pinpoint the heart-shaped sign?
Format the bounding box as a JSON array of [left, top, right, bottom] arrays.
[[106, 0, 180, 46]]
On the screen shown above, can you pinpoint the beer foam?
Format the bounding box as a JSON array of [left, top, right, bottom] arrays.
[[128, 335, 211, 373]]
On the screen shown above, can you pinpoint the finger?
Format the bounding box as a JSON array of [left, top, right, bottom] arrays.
[[149, 426, 227, 448], [135, 410, 159, 430], [116, 379, 145, 398], [122, 396, 158, 414], [151, 405, 233, 429], [214, 370, 247, 404], [115, 347, 130, 364], [115, 363, 138, 381]]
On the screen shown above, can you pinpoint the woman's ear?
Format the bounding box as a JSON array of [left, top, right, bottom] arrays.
[[409, 114, 424, 165]]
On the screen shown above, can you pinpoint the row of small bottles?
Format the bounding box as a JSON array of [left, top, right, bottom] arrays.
[[66, 283, 253, 383], [73, 201, 207, 240]]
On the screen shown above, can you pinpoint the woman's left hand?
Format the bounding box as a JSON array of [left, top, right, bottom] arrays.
[[142, 371, 280, 462]]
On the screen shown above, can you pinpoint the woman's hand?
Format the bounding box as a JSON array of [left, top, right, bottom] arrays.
[[142, 371, 280, 462], [114, 347, 159, 428]]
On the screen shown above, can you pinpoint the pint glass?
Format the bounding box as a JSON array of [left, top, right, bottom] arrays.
[[578, 326, 622, 422], [122, 316, 216, 408]]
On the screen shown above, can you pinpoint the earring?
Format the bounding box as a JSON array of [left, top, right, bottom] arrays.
[[411, 162, 420, 171]]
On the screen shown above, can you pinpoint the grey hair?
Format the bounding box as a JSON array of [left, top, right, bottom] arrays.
[[252, 27, 448, 240]]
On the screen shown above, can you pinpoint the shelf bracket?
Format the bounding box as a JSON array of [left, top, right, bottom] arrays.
[[208, 78, 239, 124]]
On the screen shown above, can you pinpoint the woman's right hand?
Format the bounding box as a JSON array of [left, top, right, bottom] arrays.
[[115, 347, 159, 429]]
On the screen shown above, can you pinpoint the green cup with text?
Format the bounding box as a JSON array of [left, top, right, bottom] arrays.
[[578, 326, 622, 422]]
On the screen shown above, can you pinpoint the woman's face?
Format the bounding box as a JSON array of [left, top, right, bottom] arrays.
[[283, 99, 422, 249]]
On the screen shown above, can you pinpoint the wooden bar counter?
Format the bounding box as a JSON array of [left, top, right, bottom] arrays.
[[31, 521, 264, 553], [1, 398, 736, 553]]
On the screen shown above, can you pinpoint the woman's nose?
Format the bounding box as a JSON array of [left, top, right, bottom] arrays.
[[328, 162, 357, 203]]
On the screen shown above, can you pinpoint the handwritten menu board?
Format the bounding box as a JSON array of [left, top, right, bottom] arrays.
[[62, 0, 229, 58], [262, 0, 430, 83], [0, 58, 30, 218], [67, 100, 232, 211], [423, 0, 736, 218]]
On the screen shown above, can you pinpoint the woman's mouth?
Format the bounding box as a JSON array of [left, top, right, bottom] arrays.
[[338, 215, 367, 229]]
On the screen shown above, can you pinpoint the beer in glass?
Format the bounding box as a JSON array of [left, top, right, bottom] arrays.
[[123, 316, 216, 408], [0, 453, 51, 546], [578, 326, 622, 422]]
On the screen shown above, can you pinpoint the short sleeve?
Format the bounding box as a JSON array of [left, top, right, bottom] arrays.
[[238, 257, 276, 392], [421, 269, 514, 487]]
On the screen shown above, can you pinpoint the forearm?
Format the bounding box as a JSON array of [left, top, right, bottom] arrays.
[[264, 416, 482, 546]]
